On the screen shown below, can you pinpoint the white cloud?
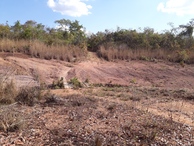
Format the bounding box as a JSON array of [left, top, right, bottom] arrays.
[[157, 0, 194, 16], [47, 0, 92, 17]]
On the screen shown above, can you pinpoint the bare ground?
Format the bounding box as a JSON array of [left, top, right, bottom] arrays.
[[0, 52, 194, 145], [0, 52, 194, 88]]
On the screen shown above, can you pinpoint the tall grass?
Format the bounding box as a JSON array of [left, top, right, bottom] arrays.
[[1, 39, 194, 63], [30, 40, 86, 61], [0, 39, 87, 62], [0, 39, 29, 53], [97, 43, 194, 63]]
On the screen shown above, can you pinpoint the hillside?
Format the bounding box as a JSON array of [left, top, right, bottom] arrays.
[[0, 52, 194, 145], [1, 52, 194, 89]]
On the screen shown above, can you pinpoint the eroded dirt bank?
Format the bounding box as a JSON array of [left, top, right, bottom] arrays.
[[1, 53, 194, 89]]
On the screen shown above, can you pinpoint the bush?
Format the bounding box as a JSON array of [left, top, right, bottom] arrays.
[[68, 77, 82, 89], [0, 105, 25, 133], [0, 73, 42, 106], [15, 86, 41, 106], [51, 77, 64, 89], [0, 80, 18, 105]]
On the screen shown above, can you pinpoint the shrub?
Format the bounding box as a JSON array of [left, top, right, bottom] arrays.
[[177, 50, 189, 63], [15, 86, 41, 106], [68, 77, 82, 89], [0, 105, 25, 133], [0, 80, 18, 105], [51, 77, 64, 89]]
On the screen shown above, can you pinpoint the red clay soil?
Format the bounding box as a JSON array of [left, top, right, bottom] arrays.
[[0, 53, 194, 145], [0, 52, 194, 89]]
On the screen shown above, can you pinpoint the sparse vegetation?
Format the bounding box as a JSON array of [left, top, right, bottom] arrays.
[[0, 19, 87, 62], [51, 77, 65, 89], [0, 105, 25, 133], [0, 73, 42, 106], [0, 80, 17, 105], [15, 86, 41, 106], [0, 19, 194, 63], [68, 77, 82, 89], [1, 18, 194, 145], [88, 19, 194, 63]]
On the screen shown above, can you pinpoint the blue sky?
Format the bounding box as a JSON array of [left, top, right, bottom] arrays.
[[0, 0, 194, 33]]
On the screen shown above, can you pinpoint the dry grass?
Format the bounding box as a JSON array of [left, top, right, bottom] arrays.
[[0, 104, 25, 133], [0, 39, 29, 53], [97, 44, 194, 63], [0, 86, 193, 145], [0, 39, 87, 62], [0, 73, 18, 105], [30, 40, 86, 61], [0, 69, 42, 106]]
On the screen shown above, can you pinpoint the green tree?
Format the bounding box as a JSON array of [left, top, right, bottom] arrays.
[[55, 19, 86, 46], [0, 23, 10, 39], [11, 20, 22, 39], [178, 19, 194, 48], [179, 19, 194, 38]]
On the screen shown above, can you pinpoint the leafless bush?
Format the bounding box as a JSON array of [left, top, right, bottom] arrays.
[[15, 86, 41, 106]]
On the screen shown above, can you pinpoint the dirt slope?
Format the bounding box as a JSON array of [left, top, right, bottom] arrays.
[[0, 52, 194, 145], [1, 52, 194, 89]]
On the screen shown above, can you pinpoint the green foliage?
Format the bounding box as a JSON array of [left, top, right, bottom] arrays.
[[55, 19, 86, 46], [68, 77, 82, 89], [87, 19, 194, 63], [1, 18, 194, 63], [0, 24, 10, 38], [0, 19, 86, 49], [51, 77, 65, 89], [177, 50, 189, 63]]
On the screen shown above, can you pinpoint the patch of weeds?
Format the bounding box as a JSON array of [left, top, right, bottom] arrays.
[[15, 86, 41, 106], [83, 88, 94, 96], [0, 106, 25, 133], [94, 91, 106, 97], [68, 77, 82, 89], [105, 91, 115, 97], [92, 83, 103, 87], [177, 50, 189, 63], [140, 56, 149, 61], [51, 77, 64, 89], [103, 87, 114, 92], [113, 87, 125, 92], [120, 97, 130, 101], [0, 80, 18, 105], [130, 78, 137, 84], [44, 93, 58, 104]]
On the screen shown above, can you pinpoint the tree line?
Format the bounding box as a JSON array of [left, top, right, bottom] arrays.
[[0, 19, 86, 47], [0, 19, 194, 63]]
